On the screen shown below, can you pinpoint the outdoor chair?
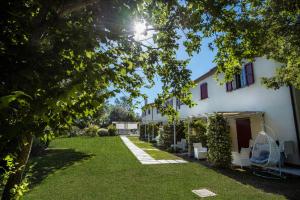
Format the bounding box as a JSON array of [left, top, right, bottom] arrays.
[[232, 148, 251, 168], [193, 143, 207, 159]]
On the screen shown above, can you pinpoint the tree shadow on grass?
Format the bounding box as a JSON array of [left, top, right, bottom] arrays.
[[193, 159, 300, 200], [26, 148, 93, 189]]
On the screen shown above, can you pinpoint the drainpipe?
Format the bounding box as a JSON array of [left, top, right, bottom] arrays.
[[289, 86, 300, 156]]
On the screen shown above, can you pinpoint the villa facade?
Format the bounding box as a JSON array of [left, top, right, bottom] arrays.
[[141, 57, 300, 165]]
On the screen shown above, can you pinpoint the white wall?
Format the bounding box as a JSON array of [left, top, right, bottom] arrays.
[[142, 57, 299, 164]]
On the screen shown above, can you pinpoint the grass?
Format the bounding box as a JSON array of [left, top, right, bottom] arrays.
[[127, 136, 180, 160], [23, 136, 300, 200]]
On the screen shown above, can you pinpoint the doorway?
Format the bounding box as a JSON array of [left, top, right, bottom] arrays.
[[236, 118, 252, 152]]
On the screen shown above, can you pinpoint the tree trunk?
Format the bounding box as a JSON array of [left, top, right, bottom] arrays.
[[2, 133, 33, 200]]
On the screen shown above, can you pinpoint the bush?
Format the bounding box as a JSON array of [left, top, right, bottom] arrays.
[[184, 118, 207, 156], [160, 121, 185, 149], [161, 124, 174, 148], [98, 128, 109, 136], [185, 118, 207, 146], [69, 126, 85, 137], [206, 114, 232, 168], [139, 123, 160, 141], [175, 121, 185, 141], [83, 124, 100, 137], [139, 124, 146, 139], [108, 124, 117, 136]]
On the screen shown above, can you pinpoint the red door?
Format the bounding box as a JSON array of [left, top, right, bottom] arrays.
[[236, 118, 252, 152]]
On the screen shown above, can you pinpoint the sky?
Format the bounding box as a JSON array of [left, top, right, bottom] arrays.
[[109, 34, 217, 115], [135, 36, 217, 114]]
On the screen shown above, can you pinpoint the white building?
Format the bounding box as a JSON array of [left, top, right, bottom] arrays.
[[112, 121, 139, 135], [141, 57, 300, 165]]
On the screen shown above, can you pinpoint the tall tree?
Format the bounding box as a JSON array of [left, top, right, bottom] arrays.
[[0, 1, 194, 198]]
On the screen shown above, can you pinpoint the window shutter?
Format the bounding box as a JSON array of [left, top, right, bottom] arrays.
[[204, 83, 208, 98], [226, 82, 233, 92], [200, 83, 208, 99], [235, 74, 241, 89], [241, 67, 247, 87], [245, 63, 254, 85]]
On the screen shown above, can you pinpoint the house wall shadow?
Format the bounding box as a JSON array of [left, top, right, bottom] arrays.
[[27, 148, 93, 188]]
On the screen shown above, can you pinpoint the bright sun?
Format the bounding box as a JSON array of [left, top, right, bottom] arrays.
[[134, 21, 147, 40]]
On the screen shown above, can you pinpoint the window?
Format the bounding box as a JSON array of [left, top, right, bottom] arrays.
[[148, 109, 150, 114], [200, 83, 208, 99], [226, 62, 254, 92], [156, 108, 160, 114]]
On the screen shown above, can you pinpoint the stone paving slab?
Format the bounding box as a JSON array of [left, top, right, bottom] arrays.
[[120, 136, 187, 165]]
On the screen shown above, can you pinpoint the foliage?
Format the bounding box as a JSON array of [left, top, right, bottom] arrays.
[[175, 121, 185, 142], [108, 107, 138, 124], [139, 124, 159, 140], [98, 128, 109, 137], [160, 121, 185, 149], [107, 125, 117, 136], [68, 126, 84, 137], [0, 155, 29, 200], [163, 1, 299, 89], [161, 124, 174, 149], [83, 124, 100, 137], [30, 137, 49, 157], [206, 114, 232, 168], [139, 124, 146, 140], [185, 118, 207, 147]]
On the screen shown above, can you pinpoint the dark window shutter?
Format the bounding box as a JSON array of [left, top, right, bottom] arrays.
[[245, 63, 254, 85], [200, 83, 208, 99], [226, 82, 233, 92], [235, 74, 241, 89]]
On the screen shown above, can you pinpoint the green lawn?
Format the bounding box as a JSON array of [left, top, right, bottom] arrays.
[[127, 136, 181, 160], [23, 137, 294, 200]]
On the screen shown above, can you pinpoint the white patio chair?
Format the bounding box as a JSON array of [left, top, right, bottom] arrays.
[[193, 143, 207, 159], [232, 148, 251, 168]]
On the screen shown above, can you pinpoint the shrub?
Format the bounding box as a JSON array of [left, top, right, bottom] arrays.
[[184, 118, 207, 156], [185, 118, 207, 146], [108, 124, 117, 136], [161, 123, 174, 148], [139, 124, 146, 139], [83, 124, 100, 137], [69, 126, 84, 137], [160, 121, 185, 149], [98, 128, 109, 136], [206, 114, 232, 168], [139, 123, 159, 141], [175, 121, 185, 141]]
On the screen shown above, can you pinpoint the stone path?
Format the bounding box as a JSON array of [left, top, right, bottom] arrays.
[[120, 136, 187, 165]]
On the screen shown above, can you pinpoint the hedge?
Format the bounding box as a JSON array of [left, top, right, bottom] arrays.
[[206, 114, 232, 168]]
